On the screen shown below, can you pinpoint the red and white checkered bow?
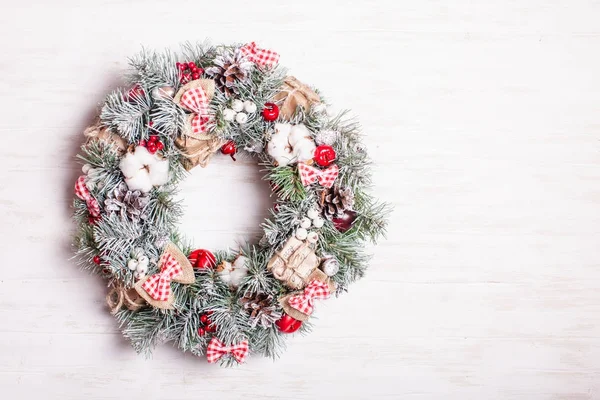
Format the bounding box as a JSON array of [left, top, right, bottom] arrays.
[[74, 175, 100, 218], [239, 42, 280, 68], [288, 279, 331, 316], [298, 163, 339, 189], [179, 87, 211, 135], [206, 337, 249, 364], [141, 252, 183, 302]]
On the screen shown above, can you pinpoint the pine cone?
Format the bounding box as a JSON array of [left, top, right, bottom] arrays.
[[104, 182, 150, 221], [321, 185, 355, 220], [205, 50, 253, 97], [240, 292, 282, 328]]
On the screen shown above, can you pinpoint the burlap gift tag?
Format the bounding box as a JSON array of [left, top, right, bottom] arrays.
[[271, 76, 322, 120], [267, 237, 322, 290], [173, 79, 226, 170], [134, 242, 195, 310]]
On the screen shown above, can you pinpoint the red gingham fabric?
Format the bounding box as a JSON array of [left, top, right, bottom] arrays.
[[288, 280, 331, 316], [179, 87, 211, 135], [206, 337, 249, 364], [239, 42, 280, 68], [297, 163, 339, 189], [74, 175, 100, 218], [141, 252, 183, 302]]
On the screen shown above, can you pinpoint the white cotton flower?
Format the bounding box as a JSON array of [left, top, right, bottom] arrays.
[[119, 146, 170, 193]]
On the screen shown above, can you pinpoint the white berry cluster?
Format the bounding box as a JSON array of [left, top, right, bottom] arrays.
[[222, 99, 257, 125], [295, 208, 325, 243], [127, 248, 151, 280]]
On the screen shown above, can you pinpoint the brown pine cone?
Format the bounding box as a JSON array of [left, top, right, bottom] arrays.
[[240, 292, 282, 328], [321, 185, 355, 220], [205, 50, 253, 97]]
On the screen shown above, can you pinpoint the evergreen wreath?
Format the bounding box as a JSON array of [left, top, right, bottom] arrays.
[[72, 41, 390, 366]]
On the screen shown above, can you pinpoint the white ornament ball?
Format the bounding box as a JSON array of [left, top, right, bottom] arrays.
[[82, 164, 92, 174], [136, 263, 148, 274], [127, 259, 139, 271], [307, 208, 319, 220], [295, 228, 308, 241], [312, 217, 324, 228], [235, 112, 248, 124], [320, 257, 340, 276], [223, 108, 236, 122], [134, 271, 146, 280], [306, 231, 319, 244], [300, 217, 312, 229], [243, 101, 257, 113], [231, 99, 244, 112]]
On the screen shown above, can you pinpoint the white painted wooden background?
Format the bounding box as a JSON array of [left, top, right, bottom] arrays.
[[1, 1, 599, 399]]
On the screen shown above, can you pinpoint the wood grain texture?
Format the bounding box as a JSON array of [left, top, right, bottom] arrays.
[[1, 0, 599, 399]]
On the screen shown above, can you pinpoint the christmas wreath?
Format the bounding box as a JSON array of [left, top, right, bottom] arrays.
[[73, 41, 390, 366]]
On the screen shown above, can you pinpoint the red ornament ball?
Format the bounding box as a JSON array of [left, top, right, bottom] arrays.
[[314, 145, 336, 167], [220, 141, 237, 161], [188, 249, 216, 269], [262, 102, 279, 122], [332, 210, 358, 233], [93, 255, 101, 265], [275, 314, 302, 334]]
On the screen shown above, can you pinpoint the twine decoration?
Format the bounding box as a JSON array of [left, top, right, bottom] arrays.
[[106, 281, 146, 314], [83, 119, 127, 154], [272, 76, 322, 120]]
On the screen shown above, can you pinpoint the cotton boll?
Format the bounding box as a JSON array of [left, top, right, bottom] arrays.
[[293, 139, 317, 163], [267, 123, 294, 166], [134, 145, 156, 166], [119, 152, 143, 179], [148, 159, 170, 186], [288, 124, 312, 147], [229, 267, 248, 287], [233, 256, 249, 269], [125, 170, 153, 193]]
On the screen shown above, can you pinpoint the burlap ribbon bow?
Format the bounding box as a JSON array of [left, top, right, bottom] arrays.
[[134, 243, 195, 309], [271, 76, 322, 120], [74, 175, 100, 218], [206, 337, 249, 364], [173, 79, 225, 170]]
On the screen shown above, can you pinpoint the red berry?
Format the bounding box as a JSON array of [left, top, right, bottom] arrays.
[[188, 61, 196, 68], [262, 102, 279, 122], [93, 255, 101, 265], [139, 140, 147, 147], [220, 141, 237, 161], [177, 62, 185, 71], [156, 141, 164, 150], [200, 314, 209, 325], [148, 121, 154, 127], [191, 72, 200, 80], [206, 324, 216, 333], [147, 143, 157, 154], [149, 135, 159, 143], [197, 327, 206, 336]]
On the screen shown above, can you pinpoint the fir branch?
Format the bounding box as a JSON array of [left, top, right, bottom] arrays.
[[100, 88, 152, 143]]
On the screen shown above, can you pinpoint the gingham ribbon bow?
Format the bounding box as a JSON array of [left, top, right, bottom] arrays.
[[141, 253, 183, 302], [239, 42, 280, 68], [298, 163, 339, 189], [179, 87, 211, 135], [206, 337, 249, 364], [288, 280, 331, 316], [74, 175, 100, 217]]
